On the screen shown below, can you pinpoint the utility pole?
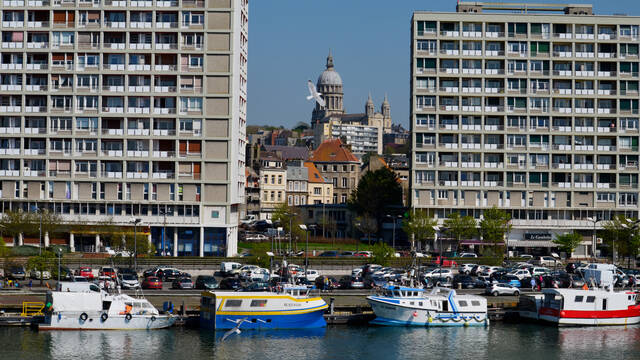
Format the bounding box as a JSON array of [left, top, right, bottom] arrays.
[[131, 218, 141, 270], [39, 208, 42, 256]]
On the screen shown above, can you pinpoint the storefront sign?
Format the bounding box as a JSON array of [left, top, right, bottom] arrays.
[[524, 233, 552, 240]]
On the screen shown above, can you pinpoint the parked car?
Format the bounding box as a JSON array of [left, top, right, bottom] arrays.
[[339, 251, 355, 257], [142, 276, 162, 289], [519, 254, 534, 260], [172, 277, 194, 289], [365, 275, 390, 288], [245, 233, 269, 242], [237, 265, 259, 279], [298, 269, 320, 282], [459, 253, 478, 258], [507, 269, 531, 280], [218, 262, 241, 277], [318, 250, 339, 257], [30, 270, 51, 280], [158, 268, 183, 281], [424, 276, 452, 288], [119, 273, 140, 289], [496, 275, 522, 288], [75, 266, 94, 280], [452, 274, 485, 289], [478, 266, 502, 280], [241, 282, 271, 292], [531, 267, 550, 276], [245, 268, 270, 282], [433, 256, 457, 267], [354, 251, 372, 258], [195, 275, 218, 290], [218, 277, 243, 290], [424, 268, 454, 279], [532, 256, 562, 267], [117, 268, 137, 278], [485, 283, 520, 296], [9, 267, 27, 280], [99, 267, 117, 280], [458, 263, 475, 275]]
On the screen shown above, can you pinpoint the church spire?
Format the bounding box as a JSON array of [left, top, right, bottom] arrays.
[[366, 92, 374, 117], [326, 49, 334, 70]]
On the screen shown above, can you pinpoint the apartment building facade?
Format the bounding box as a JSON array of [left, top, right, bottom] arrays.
[[309, 138, 360, 205], [0, 0, 247, 256], [411, 2, 640, 255], [258, 152, 286, 220]]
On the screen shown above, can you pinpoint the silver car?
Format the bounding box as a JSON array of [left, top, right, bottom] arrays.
[[485, 283, 520, 296]]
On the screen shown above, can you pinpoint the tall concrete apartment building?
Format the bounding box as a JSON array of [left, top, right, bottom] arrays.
[[0, 0, 248, 257], [411, 2, 640, 255]]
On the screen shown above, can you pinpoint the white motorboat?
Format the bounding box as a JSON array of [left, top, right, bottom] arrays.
[[367, 285, 489, 326], [40, 286, 175, 330]]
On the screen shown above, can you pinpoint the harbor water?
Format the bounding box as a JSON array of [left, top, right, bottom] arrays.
[[1, 324, 640, 360]]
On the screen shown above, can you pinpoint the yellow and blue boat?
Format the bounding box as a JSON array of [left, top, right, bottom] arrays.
[[200, 285, 328, 330]]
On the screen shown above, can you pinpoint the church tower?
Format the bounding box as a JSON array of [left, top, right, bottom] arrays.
[[312, 51, 344, 124], [365, 93, 374, 118], [381, 94, 392, 133]]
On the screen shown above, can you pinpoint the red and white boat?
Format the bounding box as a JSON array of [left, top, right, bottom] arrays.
[[532, 263, 640, 326], [538, 288, 640, 326]]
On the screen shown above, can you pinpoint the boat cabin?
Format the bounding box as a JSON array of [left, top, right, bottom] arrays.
[[542, 288, 639, 312]]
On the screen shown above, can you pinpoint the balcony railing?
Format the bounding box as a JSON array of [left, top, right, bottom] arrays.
[[152, 171, 175, 179], [126, 172, 149, 179]]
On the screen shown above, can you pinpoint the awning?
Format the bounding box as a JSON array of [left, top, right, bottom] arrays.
[[460, 239, 496, 246]]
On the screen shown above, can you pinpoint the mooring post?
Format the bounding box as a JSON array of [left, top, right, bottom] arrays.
[[330, 297, 335, 315]]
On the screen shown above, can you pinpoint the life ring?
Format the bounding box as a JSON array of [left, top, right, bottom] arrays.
[[151, 315, 156, 322], [474, 314, 483, 322], [125, 313, 132, 321], [79, 313, 88, 321], [101, 313, 108, 322]]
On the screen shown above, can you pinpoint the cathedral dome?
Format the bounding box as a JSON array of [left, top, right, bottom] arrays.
[[316, 51, 342, 87]]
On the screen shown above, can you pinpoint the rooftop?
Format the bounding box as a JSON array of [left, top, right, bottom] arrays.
[[309, 138, 359, 163], [304, 162, 330, 184]]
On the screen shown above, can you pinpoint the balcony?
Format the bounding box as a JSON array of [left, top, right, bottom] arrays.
[[104, 0, 126, 6], [101, 149, 123, 157], [153, 107, 176, 114], [0, 84, 21, 91], [156, 21, 178, 29], [155, 43, 178, 50], [152, 171, 174, 179], [130, 0, 153, 6], [2, 20, 24, 28], [102, 171, 123, 178], [552, 182, 571, 188], [157, 0, 178, 6], [23, 148, 45, 155], [104, 21, 126, 28], [154, 64, 177, 71], [128, 63, 151, 71], [129, 43, 152, 50], [103, 85, 124, 92], [127, 107, 150, 114], [597, 108, 616, 114], [1, 41, 23, 49], [3, 0, 25, 6], [152, 129, 175, 136], [130, 21, 153, 29], [182, 0, 204, 7], [127, 128, 149, 136], [102, 106, 124, 113], [23, 169, 46, 177], [126, 172, 149, 179], [439, 68, 459, 75], [0, 105, 21, 112], [154, 85, 177, 93], [126, 150, 149, 157], [152, 150, 175, 158], [575, 70, 594, 77], [552, 163, 572, 170], [128, 85, 150, 93], [485, 31, 504, 38]]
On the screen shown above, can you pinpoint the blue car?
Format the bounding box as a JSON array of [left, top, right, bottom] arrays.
[[497, 275, 521, 288]]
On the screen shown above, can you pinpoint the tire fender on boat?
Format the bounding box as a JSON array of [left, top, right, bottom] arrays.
[[151, 315, 156, 322], [452, 315, 462, 322], [474, 314, 483, 322], [100, 313, 108, 322], [79, 313, 88, 321], [125, 313, 132, 321]]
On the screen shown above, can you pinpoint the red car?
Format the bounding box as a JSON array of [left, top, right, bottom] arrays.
[[76, 267, 94, 280], [142, 276, 163, 289], [99, 267, 117, 280], [434, 256, 457, 267]]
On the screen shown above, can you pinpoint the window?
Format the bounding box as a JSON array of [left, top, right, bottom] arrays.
[[471, 300, 480, 306], [211, 210, 219, 219], [250, 300, 267, 307], [574, 296, 584, 302], [458, 300, 468, 307], [313, 187, 321, 195], [225, 299, 242, 307], [586, 296, 596, 303]]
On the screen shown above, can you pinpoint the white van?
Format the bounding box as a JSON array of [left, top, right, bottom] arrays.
[[57, 281, 102, 293], [220, 262, 242, 276]]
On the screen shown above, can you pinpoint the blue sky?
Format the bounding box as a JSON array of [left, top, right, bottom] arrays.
[[247, 0, 636, 128]]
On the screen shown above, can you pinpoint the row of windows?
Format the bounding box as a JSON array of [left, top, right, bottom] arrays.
[[0, 201, 201, 217]]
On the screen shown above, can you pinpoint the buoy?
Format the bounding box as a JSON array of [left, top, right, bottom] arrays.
[[413, 311, 418, 317]]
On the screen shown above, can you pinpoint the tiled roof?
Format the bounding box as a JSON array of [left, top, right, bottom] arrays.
[[304, 162, 328, 183], [309, 138, 359, 163], [263, 145, 309, 161]]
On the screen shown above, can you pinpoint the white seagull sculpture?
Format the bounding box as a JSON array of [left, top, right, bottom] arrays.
[[307, 80, 326, 108]]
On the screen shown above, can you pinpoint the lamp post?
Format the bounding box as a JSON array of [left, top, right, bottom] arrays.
[[433, 225, 441, 273], [586, 217, 602, 259], [131, 218, 141, 271], [56, 247, 62, 288], [299, 224, 309, 281]]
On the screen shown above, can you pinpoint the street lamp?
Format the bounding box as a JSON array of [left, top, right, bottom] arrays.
[[586, 217, 603, 259], [56, 247, 63, 288], [299, 224, 309, 281], [432, 225, 441, 272], [131, 218, 142, 271]]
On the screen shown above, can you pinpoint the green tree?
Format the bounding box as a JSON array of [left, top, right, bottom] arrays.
[[602, 216, 640, 267], [443, 213, 478, 253], [479, 207, 512, 257], [272, 203, 305, 250], [372, 241, 395, 267], [349, 167, 403, 235], [402, 210, 437, 251], [0, 210, 32, 244], [0, 237, 9, 257], [355, 214, 378, 245], [27, 250, 54, 285], [552, 232, 584, 257]]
